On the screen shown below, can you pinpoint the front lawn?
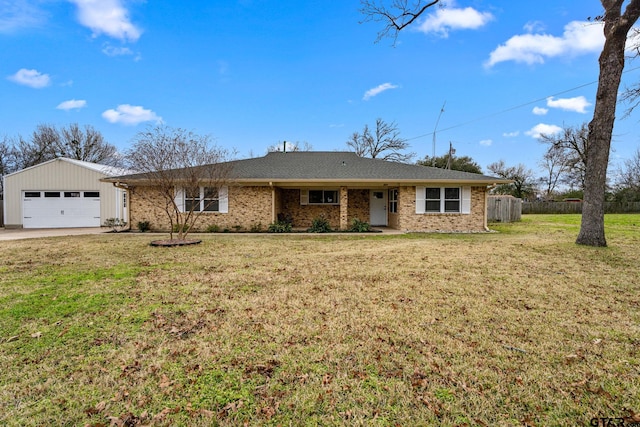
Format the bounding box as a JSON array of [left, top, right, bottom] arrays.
[[1, 214, 639, 426]]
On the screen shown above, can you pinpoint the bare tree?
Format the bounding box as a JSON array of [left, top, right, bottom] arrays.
[[488, 160, 537, 200], [614, 147, 640, 201], [10, 123, 121, 169], [538, 143, 571, 200], [124, 125, 232, 241], [347, 118, 414, 162], [539, 123, 590, 192], [360, 0, 441, 43], [267, 140, 313, 153], [57, 123, 121, 166], [0, 137, 17, 198]]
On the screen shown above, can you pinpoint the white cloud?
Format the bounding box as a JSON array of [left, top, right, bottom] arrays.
[[102, 104, 162, 125], [523, 21, 545, 33], [417, 3, 493, 37], [69, 0, 142, 42], [532, 106, 548, 115], [485, 21, 603, 67], [546, 96, 591, 113], [102, 44, 134, 57], [525, 123, 563, 139], [479, 139, 492, 146], [7, 68, 51, 88], [57, 99, 87, 110], [363, 83, 398, 101], [0, 0, 46, 33], [503, 131, 520, 138]]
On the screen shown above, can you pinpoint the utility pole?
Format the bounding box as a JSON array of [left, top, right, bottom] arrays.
[[432, 101, 446, 166], [446, 141, 455, 169]]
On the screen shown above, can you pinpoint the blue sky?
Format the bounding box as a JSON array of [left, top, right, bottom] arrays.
[[2, 0, 639, 177]]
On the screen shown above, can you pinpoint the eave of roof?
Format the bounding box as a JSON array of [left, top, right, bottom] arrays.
[[103, 152, 512, 185]]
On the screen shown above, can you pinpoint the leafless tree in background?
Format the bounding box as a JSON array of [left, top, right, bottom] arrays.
[[488, 160, 537, 200], [347, 118, 414, 162]]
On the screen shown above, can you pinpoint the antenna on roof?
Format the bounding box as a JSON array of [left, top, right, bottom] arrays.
[[283, 140, 286, 153], [432, 101, 446, 166]]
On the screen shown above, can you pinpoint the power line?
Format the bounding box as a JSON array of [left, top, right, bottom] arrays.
[[406, 64, 640, 143]]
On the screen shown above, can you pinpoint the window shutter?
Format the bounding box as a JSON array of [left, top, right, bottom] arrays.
[[300, 189, 309, 205], [461, 186, 471, 214], [415, 187, 425, 214], [219, 186, 229, 213], [175, 187, 185, 212]]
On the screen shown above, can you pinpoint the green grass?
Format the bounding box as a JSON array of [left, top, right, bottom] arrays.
[[0, 214, 639, 426]]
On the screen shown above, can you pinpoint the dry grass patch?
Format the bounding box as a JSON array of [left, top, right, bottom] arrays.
[[0, 214, 639, 426]]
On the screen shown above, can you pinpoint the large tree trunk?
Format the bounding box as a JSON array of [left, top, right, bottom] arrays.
[[577, 0, 640, 247]]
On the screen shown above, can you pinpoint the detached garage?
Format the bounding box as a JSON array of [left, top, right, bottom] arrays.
[[3, 158, 128, 229]]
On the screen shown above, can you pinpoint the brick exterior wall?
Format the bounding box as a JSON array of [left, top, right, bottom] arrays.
[[129, 185, 487, 232], [129, 185, 273, 232], [280, 189, 340, 229], [347, 189, 370, 225], [396, 186, 487, 232]]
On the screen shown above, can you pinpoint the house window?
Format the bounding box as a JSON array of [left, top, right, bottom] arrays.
[[444, 188, 460, 212], [389, 189, 398, 213], [184, 187, 220, 212], [308, 190, 338, 205], [424, 187, 461, 213], [425, 188, 441, 212], [202, 187, 219, 212]]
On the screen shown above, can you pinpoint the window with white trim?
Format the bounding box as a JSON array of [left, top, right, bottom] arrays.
[[417, 186, 469, 214], [183, 187, 221, 212], [308, 190, 338, 205]]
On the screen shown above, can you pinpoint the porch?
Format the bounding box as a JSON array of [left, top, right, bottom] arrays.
[[273, 186, 399, 230]]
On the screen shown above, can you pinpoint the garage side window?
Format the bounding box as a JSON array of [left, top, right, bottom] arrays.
[[24, 192, 41, 198], [65, 192, 81, 198], [84, 191, 100, 198], [45, 192, 60, 198]]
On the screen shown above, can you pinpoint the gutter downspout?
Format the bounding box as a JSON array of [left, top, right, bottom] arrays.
[[111, 182, 131, 231]]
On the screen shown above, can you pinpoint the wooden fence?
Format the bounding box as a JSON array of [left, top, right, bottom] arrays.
[[522, 201, 640, 214], [487, 195, 522, 223]]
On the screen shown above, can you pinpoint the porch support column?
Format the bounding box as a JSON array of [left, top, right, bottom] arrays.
[[339, 186, 348, 230]]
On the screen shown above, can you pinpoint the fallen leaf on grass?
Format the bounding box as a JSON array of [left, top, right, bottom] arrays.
[[31, 332, 42, 338]]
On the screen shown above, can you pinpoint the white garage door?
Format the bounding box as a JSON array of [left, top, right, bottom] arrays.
[[23, 191, 101, 228]]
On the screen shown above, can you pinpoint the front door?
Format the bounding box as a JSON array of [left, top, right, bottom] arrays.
[[370, 190, 387, 226]]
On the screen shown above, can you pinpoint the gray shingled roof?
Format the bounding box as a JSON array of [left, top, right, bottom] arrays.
[[106, 152, 509, 184]]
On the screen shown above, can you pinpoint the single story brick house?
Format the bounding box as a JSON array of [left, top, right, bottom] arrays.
[[103, 151, 510, 232]]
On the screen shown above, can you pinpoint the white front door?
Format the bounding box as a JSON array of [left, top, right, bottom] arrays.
[[370, 190, 388, 226]]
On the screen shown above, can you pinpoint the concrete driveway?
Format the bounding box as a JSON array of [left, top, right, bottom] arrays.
[[0, 227, 107, 241]]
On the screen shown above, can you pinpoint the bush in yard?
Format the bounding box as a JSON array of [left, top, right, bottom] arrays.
[[104, 218, 127, 232], [205, 224, 220, 233], [349, 218, 371, 232], [308, 215, 332, 233], [268, 220, 292, 233], [137, 220, 151, 232]]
